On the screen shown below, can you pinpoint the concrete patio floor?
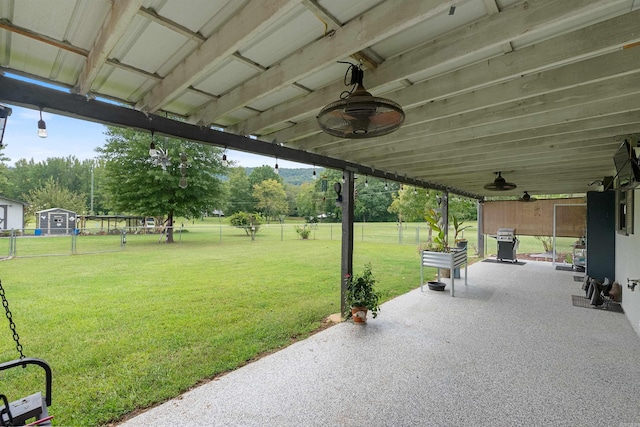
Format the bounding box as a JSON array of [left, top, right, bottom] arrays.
[[120, 260, 640, 426]]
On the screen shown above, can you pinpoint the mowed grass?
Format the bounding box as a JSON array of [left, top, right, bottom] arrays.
[[0, 224, 424, 426]]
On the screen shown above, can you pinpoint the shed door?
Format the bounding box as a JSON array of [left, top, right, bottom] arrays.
[[0, 205, 6, 230], [48, 212, 68, 234]]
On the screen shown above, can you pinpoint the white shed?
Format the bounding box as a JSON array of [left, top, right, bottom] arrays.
[[0, 195, 25, 232]]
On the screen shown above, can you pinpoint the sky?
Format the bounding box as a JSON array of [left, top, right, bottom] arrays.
[[1, 89, 309, 170]]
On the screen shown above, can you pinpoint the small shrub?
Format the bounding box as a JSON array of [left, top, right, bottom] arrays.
[[229, 212, 262, 237], [295, 225, 312, 239]]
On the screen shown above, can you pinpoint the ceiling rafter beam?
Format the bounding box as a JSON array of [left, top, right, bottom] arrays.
[[138, 6, 206, 43], [352, 117, 640, 166], [317, 91, 640, 163], [138, 0, 303, 115], [191, 0, 452, 126], [301, 0, 379, 70], [259, 0, 632, 141], [76, 0, 144, 95], [0, 75, 482, 200], [0, 18, 88, 56], [313, 46, 640, 156], [371, 132, 629, 170]]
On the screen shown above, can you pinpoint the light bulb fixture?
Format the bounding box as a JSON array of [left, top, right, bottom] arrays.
[[222, 152, 228, 167], [179, 176, 188, 189], [384, 181, 388, 191], [365, 177, 369, 187], [317, 62, 404, 139], [149, 131, 157, 157], [37, 109, 47, 138], [413, 187, 417, 195], [0, 104, 11, 148], [312, 167, 317, 180], [342, 173, 346, 184], [274, 159, 279, 175]]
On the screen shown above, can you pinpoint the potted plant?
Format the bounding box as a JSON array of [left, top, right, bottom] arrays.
[[420, 208, 468, 294], [344, 263, 380, 323], [451, 214, 471, 248]]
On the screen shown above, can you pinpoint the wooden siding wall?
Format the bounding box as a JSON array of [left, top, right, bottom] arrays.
[[482, 197, 586, 237]]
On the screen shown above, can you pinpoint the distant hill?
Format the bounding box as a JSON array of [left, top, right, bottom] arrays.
[[245, 167, 323, 186], [278, 168, 321, 185]]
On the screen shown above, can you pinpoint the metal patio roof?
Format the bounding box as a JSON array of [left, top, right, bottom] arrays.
[[1, 0, 639, 198]]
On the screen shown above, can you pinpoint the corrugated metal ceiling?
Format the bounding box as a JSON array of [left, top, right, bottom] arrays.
[[1, 0, 640, 197]]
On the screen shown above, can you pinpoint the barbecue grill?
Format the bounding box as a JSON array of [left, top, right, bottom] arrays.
[[496, 228, 518, 263]]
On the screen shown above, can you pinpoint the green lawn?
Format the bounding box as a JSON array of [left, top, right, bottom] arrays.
[[0, 225, 425, 426], [0, 219, 576, 425]]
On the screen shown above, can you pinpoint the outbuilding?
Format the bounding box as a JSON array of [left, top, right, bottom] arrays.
[[36, 208, 78, 235], [0, 195, 26, 232]]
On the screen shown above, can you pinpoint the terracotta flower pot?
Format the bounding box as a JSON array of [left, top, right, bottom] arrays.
[[351, 306, 368, 323]]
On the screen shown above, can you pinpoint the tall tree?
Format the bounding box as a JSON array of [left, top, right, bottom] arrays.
[[4, 156, 109, 213], [97, 127, 225, 243], [224, 167, 253, 215], [388, 186, 435, 223], [248, 165, 282, 187], [253, 179, 288, 222], [22, 177, 87, 220], [355, 178, 397, 222], [295, 181, 317, 219], [0, 148, 9, 194], [283, 183, 300, 216]]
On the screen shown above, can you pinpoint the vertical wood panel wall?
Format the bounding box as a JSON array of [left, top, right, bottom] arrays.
[[482, 197, 586, 237]]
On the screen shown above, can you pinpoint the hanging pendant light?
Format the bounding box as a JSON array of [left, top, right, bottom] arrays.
[[317, 63, 404, 139], [37, 109, 47, 138], [149, 131, 157, 157]]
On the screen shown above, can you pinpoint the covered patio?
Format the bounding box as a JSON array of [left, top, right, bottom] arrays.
[[1, 2, 640, 423], [120, 260, 640, 426]]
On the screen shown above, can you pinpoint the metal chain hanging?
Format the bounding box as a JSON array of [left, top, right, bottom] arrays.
[[0, 280, 25, 360]]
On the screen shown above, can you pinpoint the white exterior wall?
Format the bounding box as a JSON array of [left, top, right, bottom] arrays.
[[616, 188, 640, 337], [0, 197, 24, 230]]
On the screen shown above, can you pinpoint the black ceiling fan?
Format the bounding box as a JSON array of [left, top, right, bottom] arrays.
[[483, 172, 517, 191], [518, 191, 537, 202], [317, 63, 405, 139]]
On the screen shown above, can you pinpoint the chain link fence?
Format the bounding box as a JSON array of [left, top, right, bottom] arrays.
[[0, 223, 441, 258]]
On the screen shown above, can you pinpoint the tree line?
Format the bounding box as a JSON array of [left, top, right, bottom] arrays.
[[0, 127, 477, 236]]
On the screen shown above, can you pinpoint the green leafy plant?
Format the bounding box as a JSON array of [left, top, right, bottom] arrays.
[[229, 212, 262, 240], [424, 208, 449, 252], [451, 214, 471, 242], [534, 235, 552, 252], [295, 224, 312, 239], [344, 263, 380, 319]]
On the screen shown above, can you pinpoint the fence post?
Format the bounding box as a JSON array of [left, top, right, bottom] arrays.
[[71, 232, 77, 254], [121, 229, 127, 248], [416, 226, 420, 245], [9, 229, 16, 257]]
